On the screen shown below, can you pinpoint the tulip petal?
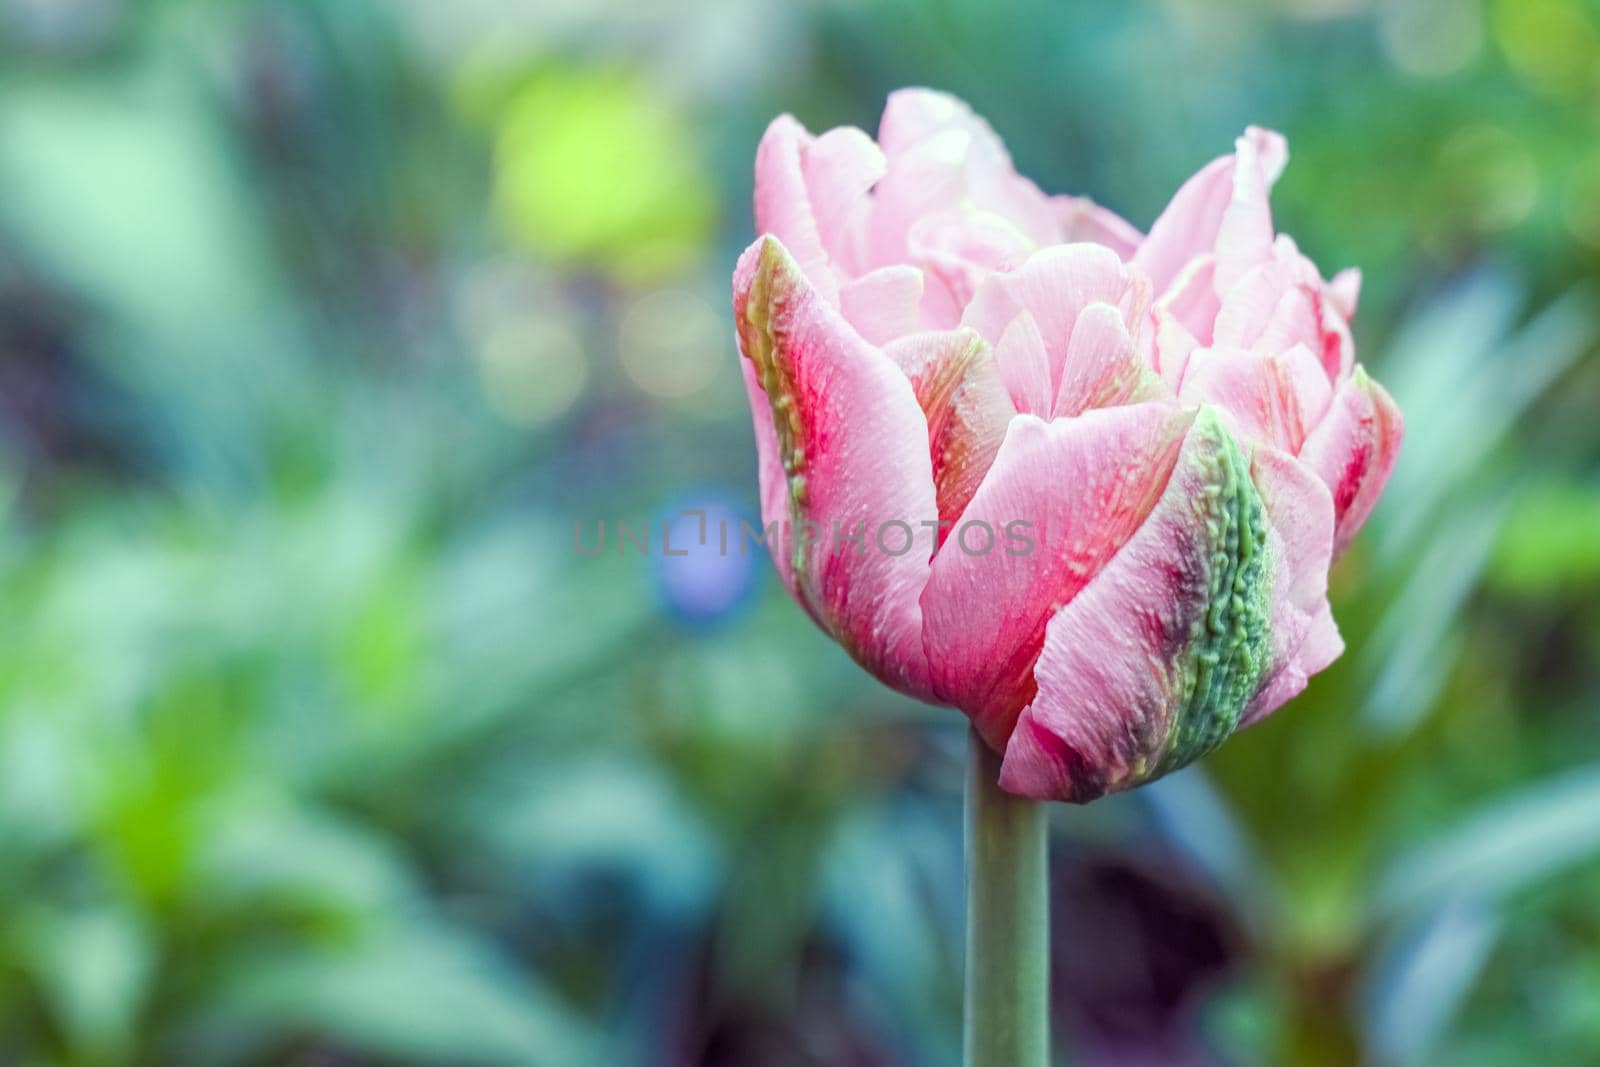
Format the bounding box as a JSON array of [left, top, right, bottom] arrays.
[[921, 404, 1194, 747], [1157, 255, 1221, 350], [1298, 366, 1404, 556], [869, 89, 1058, 273], [1151, 257, 1216, 388], [1153, 307, 1202, 391], [999, 408, 1276, 802], [878, 87, 998, 153], [1213, 257, 1315, 352], [1213, 128, 1286, 291], [1327, 267, 1362, 320], [805, 126, 886, 273], [1179, 344, 1332, 454], [1251, 448, 1336, 629], [962, 244, 1151, 414], [908, 210, 1036, 321], [740, 358, 800, 598], [1054, 194, 1144, 259], [1213, 243, 1352, 380], [992, 312, 1053, 416], [753, 115, 884, 298], [1054, 302, 1169, 417], [1242, 446, 1342, 727], [734, 236, 937, 698], [877, 88, 1059, 246], [1134, 127, 1286, 297], [840, 265, 925, 345], [883, 330, 1016, 534], [1319, 294, 1357, 381]]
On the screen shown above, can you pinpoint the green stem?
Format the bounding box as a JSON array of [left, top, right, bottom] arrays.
[[964, 727, 1051, 1067]]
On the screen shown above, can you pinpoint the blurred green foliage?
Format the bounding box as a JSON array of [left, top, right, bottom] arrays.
[[0, 0, 1598, 1064]]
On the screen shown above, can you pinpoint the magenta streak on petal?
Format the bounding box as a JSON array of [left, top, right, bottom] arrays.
[[1298, 367, 1404, 556]]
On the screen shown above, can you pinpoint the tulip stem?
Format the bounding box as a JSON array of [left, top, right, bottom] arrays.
[[964, 726, 1050, 1067]]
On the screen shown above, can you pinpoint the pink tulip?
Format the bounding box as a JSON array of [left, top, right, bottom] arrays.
[[733, 89, 1402, 803]]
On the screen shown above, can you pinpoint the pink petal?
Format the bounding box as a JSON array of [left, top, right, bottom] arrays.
[[992, 311, 1053, 416], [907, 210, 1036, 316], [734, 236, 938, 699], [840, 265, 925, 345], [1053, 194, 1144, 259], [920, 404, 1194, 748], [1213, 258, 1311, 351], [1241, 446, 1342, 727], [804, 126, 886, 275], [739, 357, 802, 600], [883, 330, 1016, 535], [1213, 127, 1286, 291], [1179, 343, 1332, 454], [962, 244, 1150, 411], [1132, 161, 1230, 296], [1054, 303, 1169, 417], [998, 408, 1278, 802], [753, 115, 883, 299], [870, 89, 1058, 264], [1158, 256, 1221, 349], [1213, 243, 1346, 376], [1150, 257, 1217, 387], [878, 87, 996, 154], [1153, 305, 1203, 390], [1252, 448, 1336, 627], [865, 125, 971, 269], [1327, 267, 1362, 320], [1298, 367, 1405, 556], [1216, 241, 1331, 358], [1133, 127, 1287, 297], [1319, 293, 1357, 381]]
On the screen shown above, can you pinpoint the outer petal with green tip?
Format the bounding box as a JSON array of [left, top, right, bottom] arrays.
[[734, 235, 938, 700], [999, 408, 1277, 802]]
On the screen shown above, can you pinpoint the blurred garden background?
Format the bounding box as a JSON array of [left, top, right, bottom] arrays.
[[1, 0, 1599, 1063]]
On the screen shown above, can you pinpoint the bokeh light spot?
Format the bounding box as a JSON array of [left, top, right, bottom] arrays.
[[1492, 0, 1600, 97], [652, 498, 758, 627], [492, 67, 715, 282], [1380, 0, 1483, 77], [1434, 124, 1538, 235], [619, 288, 722, 402], [477, 316, 588, 428]]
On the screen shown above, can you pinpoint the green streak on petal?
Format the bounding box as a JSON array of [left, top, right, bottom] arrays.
[[1155, 407, 1274, 776], [737, 238, 811, 584]]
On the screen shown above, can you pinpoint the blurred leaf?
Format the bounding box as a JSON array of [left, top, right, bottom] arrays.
[[1363, 899, 1502, 1067], [822, 799, 963, 1067], [474, 754, 722, 915], [1141, 767, 1267, 913], [1362, 497, 1507, 736], [203, 923, 604, 1066], [0, 58, 310, 481], [1376, 764, 1600, 917], [21, 906, 154, 1065], [196, 800, 420, 916], [1376, 275, 1598, 561]]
